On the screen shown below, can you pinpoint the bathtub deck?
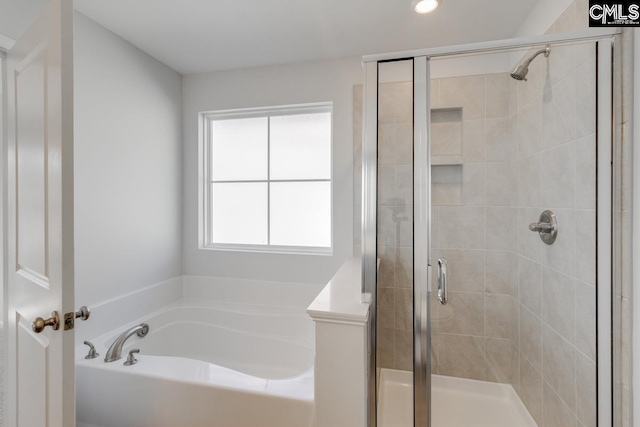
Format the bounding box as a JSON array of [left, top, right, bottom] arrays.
[[378, 369, 538, 427]]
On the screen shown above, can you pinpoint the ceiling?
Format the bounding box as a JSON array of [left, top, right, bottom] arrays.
[[2, 0, 542, 75], [0, 0, 49, 41]]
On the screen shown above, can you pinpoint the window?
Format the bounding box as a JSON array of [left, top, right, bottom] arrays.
[[199, 103, 332, 253]]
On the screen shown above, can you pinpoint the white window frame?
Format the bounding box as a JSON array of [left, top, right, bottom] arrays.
[[198, 102, 333, 255]]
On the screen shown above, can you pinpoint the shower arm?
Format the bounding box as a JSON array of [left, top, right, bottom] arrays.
[[521, 47, 550, 68]]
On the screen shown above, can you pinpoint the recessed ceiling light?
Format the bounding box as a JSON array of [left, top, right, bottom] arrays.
[[412, 0, 441, 14]]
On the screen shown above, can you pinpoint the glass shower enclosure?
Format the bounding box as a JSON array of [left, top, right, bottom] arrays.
[[361, 29, 619, 427]]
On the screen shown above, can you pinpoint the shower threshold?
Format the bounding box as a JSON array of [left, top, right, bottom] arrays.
[[378, 369, 538, 427]]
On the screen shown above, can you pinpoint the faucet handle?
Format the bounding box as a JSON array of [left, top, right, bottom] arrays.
[[83, 341, 99, 359], [124, 349, 140, 366]]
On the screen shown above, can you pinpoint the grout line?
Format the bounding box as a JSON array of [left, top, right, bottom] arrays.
[[435, 331, 512, 340], [542, 376, 579, 418]]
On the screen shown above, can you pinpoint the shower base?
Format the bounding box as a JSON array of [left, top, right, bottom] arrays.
[[378, 369, 537, 427]]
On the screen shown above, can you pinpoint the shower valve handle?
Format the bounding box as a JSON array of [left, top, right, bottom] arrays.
[[529, 210, 558, 245], [528, 222, 554, 233]]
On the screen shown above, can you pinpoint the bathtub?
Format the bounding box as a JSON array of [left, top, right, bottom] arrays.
[[76, 298, 315, 427]]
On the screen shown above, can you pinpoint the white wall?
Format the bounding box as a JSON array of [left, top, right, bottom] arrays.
[[513, 0, 574, 38], [73, 12, 183, 307], [182, 58, 362, 284]]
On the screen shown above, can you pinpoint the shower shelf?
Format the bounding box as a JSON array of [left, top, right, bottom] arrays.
[[432, 155, 463, 166]]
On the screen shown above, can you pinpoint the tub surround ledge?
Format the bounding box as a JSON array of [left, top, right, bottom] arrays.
[[307, 257, 370, 325], [308, 257, 370, 427]]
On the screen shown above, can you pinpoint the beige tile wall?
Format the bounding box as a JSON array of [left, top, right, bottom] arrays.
[[508, 22, 598, 427], [429, 72, 517, 384], [375, 81, 415, 371], [510, 1, 632, 426], [353, 81, 416, 371], [428, 37, 599, 425], [357, 66, 599, 416], [555, 10, 636, 425]]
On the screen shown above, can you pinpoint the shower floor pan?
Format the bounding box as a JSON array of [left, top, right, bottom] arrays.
[[378, 369, 537, 427]]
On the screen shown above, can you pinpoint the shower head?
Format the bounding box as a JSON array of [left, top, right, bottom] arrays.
[[510, 64, 529, 81], [510, 45, 551, 82]]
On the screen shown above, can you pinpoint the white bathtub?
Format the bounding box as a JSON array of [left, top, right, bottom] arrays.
[[76, 298, 315, 427]]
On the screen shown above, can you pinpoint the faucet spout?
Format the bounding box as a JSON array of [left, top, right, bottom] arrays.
[[104, 323, 149, 363]]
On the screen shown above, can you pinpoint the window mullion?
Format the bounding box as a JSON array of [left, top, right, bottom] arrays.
[[209, 119, 217, 247]]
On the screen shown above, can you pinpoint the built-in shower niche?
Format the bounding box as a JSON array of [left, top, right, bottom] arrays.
[[431, 107, 463, 158], [431, 165, 462, 206], [431, 107, 463, 206]]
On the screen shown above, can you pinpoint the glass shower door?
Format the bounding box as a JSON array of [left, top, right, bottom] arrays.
[[424, 39, 605, 427], [371, 59, 420, 427]]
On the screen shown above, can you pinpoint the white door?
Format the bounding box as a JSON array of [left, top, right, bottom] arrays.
[[5, 0, 75, 426]]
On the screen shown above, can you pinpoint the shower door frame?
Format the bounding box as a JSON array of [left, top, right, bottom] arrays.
[[362, 27, 621, 427]]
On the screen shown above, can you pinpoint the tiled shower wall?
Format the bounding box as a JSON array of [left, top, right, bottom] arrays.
[[429, 73, 517, 384], [360, 63, 598, 425], [509, 40, 597, 427], [353, 79, 415, 371], [422, 46, 598, 425], [376, 81, 414, 371], [516, 7, 634, 426], [428, 52, 598, 427]]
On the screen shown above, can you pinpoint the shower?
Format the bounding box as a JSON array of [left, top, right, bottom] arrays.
[[510, 45, 551, 81], [362, 32, 613, 427]]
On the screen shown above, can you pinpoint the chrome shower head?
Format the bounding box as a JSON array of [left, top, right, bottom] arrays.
[[510, 64, 529, 81], [510, 45, 551, 82]]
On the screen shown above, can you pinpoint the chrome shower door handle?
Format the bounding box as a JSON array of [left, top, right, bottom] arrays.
[[437, 258, 448, 305]]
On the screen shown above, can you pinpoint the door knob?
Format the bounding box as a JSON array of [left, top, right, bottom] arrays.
[[32, 311, 60, 333], [75, 306, 91, 321], [64, 306, 91, 330]]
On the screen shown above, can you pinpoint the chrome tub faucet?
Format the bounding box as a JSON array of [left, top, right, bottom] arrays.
[[104, 323, 149, 363]]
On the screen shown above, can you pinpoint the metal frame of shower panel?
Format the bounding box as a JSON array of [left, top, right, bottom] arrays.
[[361, 59, 378, 427], [361, 27, 620, 427], [0, 46, 7, 340]]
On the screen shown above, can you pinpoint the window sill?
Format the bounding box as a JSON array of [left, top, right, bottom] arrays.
[[199, 244, 333, 256]]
